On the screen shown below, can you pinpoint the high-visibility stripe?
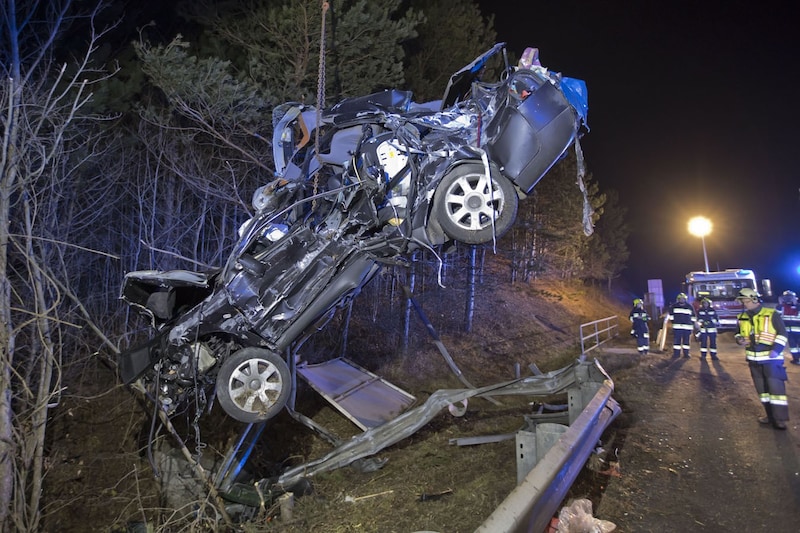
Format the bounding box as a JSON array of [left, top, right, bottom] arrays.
[[770, 395, 788, 406], [756, 331, 777, 344]]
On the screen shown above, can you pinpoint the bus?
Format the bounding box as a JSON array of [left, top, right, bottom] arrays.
[[683, 269, 772, 330]]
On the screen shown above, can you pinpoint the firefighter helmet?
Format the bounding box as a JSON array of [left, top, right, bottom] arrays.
[[735, 288, 761, 301], [782, 290, 797, 304], [677, 292, 687, 301], [701, 297, 712, 307], [633, 298, 643, 306]]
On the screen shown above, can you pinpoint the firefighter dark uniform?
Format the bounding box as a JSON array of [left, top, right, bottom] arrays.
[[735, 288, 789, 430], [696, 298, 719, 360], [629, 298, 650, 355], [776, 290, 800, 365], [669, 293, 696, 358]]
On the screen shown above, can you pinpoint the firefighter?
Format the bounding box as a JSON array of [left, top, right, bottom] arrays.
[[734, 288, 789, 430], [776, 290, 800, 365], [669, 292, 696, 358], [629, 298, 650, 355], [695, 297, 720, 360]]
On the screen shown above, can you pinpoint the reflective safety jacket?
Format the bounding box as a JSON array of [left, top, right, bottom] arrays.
[[776, 302, 800, 334], [669, 302, 696, 331], [697, 307, 719, 334], [737, 305, 788, 362], [629, 307, 650, 334]]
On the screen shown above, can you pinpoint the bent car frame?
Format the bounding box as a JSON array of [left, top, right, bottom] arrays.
[[118, 43, 589, 424]]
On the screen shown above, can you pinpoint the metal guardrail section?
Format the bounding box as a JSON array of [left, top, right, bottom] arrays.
[[475, 360, 621, 533], [580, 315, 619, 354], [274, 360, 616, 491]]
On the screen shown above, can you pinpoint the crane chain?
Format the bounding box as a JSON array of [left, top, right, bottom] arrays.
[[313, 1, 330, 209]]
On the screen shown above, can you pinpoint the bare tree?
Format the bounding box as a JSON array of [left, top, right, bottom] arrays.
[[0, 1, 118, 529]]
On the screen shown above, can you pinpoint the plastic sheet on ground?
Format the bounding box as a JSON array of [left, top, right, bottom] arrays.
[[556, 498, 616, 533]]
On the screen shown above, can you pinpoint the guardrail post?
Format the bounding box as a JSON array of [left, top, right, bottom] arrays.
[[568, 363, 602, 423], [515, 423, 568, 485]]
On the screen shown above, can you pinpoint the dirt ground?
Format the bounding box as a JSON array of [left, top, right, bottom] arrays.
[[40, 281, 800, 532], [594, 333, 800, 532]]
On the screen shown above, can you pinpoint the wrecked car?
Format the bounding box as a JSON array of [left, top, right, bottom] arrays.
[[118, 43, 589, 424]]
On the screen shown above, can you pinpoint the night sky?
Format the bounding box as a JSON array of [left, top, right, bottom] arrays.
[[480, 0, 800, 298]]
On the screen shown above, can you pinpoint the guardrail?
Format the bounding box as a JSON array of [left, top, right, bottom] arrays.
[[579, 315, 619, 354], [475, 360, 620, 533]]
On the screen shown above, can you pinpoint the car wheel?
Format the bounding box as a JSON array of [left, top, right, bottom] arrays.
[[216, 347, 291, 423], [433, 163, 518, 244]]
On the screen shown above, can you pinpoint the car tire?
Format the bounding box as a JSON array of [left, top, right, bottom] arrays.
[[216, 347, 291, 423], [432, 163, 518, 244]]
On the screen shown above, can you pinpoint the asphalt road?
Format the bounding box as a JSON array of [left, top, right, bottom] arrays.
[[595, 333, 800, 532]]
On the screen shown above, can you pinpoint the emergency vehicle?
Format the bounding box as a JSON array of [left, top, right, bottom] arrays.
[[683, 269, 772, 330]]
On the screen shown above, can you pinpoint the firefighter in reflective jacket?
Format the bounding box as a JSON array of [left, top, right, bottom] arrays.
[[695, 297, 719, 360], [629, 298, 650, 355], [669, 293, 696, 358], [776, 290, 800, 365], [735, 288, 790, 430]]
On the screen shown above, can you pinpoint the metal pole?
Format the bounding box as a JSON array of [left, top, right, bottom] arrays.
[[701, 235, 709, 272]]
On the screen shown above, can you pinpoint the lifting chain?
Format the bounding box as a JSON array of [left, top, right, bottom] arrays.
[[313, 1, 330, 209]]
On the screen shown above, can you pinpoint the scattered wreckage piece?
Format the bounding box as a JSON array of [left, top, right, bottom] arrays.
[[295, 357, 416, 431], [448, 433, 516, 446]]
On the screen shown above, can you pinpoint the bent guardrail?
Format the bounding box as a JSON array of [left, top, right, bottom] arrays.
[[580, 315, 619, 354], [273, 360, 604, 487], [475, 360, 620, 533]]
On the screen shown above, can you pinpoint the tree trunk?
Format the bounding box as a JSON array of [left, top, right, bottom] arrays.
[[24, 197, 64, 530], [464, 245, 477, 332], [0, 62, 21, 533], [402, 253, 417, 351], [0, 176, 15, 529]]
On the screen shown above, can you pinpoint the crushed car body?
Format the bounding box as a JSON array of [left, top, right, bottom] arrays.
[[118, 43, 589, 424]]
